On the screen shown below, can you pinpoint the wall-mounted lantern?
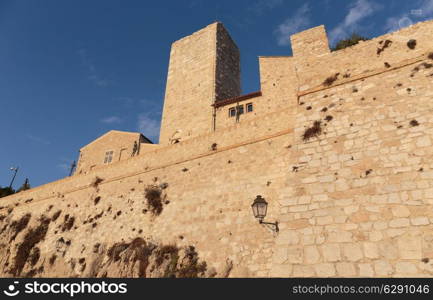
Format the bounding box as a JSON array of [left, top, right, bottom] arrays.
[[251, 195, 279, 232]]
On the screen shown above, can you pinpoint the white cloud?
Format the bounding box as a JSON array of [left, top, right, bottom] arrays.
[[384, 0, 433, 33], [383, 16, 404, 33], [137, 113, 160, 142], [26, 134, 51, 145], [275, 3, 311, 46], [57, 157, 75, 174], [77, 48, 111, 87], [115, 97, 153, 109], [329, 0, 381, 44], [57, 163, 70, 171], [116, 96, 135, 107], [420, 0, 433, 15], [100, 116, 123, 124], [249, 0, 283, 15]]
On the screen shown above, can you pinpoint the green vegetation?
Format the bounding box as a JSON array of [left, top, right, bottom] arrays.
[[332, 33, 368, 51], [0, 178, 31, 198], [0, 186, 15, 198]]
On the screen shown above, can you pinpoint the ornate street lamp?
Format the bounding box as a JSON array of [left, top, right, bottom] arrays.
[[251, 195, 279, 232]]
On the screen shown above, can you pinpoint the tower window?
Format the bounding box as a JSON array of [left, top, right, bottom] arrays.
[[246, 103, 253, 113], [229, 107, 236, 117], [104, 150, 114, 164]]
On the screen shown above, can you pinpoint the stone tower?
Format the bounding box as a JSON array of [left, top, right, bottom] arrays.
[[159, 22, 241, 145]]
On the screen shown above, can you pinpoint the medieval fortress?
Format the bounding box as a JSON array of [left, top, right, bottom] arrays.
[[2, 20, 433, 277]]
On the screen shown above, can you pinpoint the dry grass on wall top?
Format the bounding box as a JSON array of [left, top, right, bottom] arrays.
[[9, 213, 31, 242], [61, 214, 75, 232], [144, 184, 169, 216], [407, 39, 417, 49], [11, 216, 51, 277], [377, 39, 392, 55], [0, 186, 224, 278], [96, 238, 209, 278], [302, 121, 323, 141], [323, 73, 340, 86], [91, 177, 104, 188]]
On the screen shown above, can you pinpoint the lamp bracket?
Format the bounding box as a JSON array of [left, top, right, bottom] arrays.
[[259, 220, 279, 232]]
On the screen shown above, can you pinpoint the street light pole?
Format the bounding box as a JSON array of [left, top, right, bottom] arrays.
[[69, 161, 76, 177], [9, 167, 19, 189]]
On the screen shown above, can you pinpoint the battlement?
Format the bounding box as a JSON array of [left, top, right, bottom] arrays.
[[291, 20, 433, 93], [291, 25, 331, 58]]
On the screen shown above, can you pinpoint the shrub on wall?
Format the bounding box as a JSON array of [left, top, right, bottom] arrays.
[[332, 33, 368, 51], [145, 185, 164, 215]]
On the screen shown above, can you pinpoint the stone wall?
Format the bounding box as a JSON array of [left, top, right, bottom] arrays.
[[271, 55, 433, 277], [2, 20, 433, 278], [0, 120, 293, 277]]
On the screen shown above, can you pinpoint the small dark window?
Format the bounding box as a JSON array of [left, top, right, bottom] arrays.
[[246, 103, 253, 113], [237, 105, 244, 115], [104, 151, 114, 164], [229, 107, 236, 117]]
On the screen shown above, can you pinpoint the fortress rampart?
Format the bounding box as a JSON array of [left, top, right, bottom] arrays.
[[2, 20, 433, 277]]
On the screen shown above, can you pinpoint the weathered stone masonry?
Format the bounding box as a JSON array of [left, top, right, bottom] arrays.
[[2, 20, 433, 277]]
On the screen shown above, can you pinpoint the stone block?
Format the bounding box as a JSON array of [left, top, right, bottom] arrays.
[[292, 265, 315, 277], [336, 262, 356, 277], [314, 263, 336, 277], [342, 243, 363, 262], [273, 247, 288, 264], [389, 218, 410, 228], [270, 264, 293, 277], [410, 217, 429, 226], [287, 246, 303, 264], [321, 244, 341, 262], [276, 231, 299, 245], [374, 260, 394, 276], [391, 206, 410, 217], [358, 263, 374, 277], [363, 242, 379, 259], [398, 235, 422, 259], [395, 262, 418, 275], [304, 245, 320, 264]]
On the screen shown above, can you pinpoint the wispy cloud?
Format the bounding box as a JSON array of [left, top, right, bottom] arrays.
[[26, 134, 51, 145], [115, 96, 153, 109], [137, 113, 160, 142], [329, 0, 382, 45], [57, 157, 74, 173], [275, 3, 311, 46], [100, 116, 123, 124], [57, 163, 70, 171], [116, 96, 135, 108], [77, 48, 111, 87], [249, 0, 283, 15], [421, 0, 433, 15], [384, 0, 433, 33]]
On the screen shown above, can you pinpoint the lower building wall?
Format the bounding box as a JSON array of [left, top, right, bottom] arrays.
[[0, 133, 292, 277], [0, 112, 295, 278]]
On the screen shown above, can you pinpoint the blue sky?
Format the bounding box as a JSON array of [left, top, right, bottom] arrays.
[[1, 0, 432, 188]]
